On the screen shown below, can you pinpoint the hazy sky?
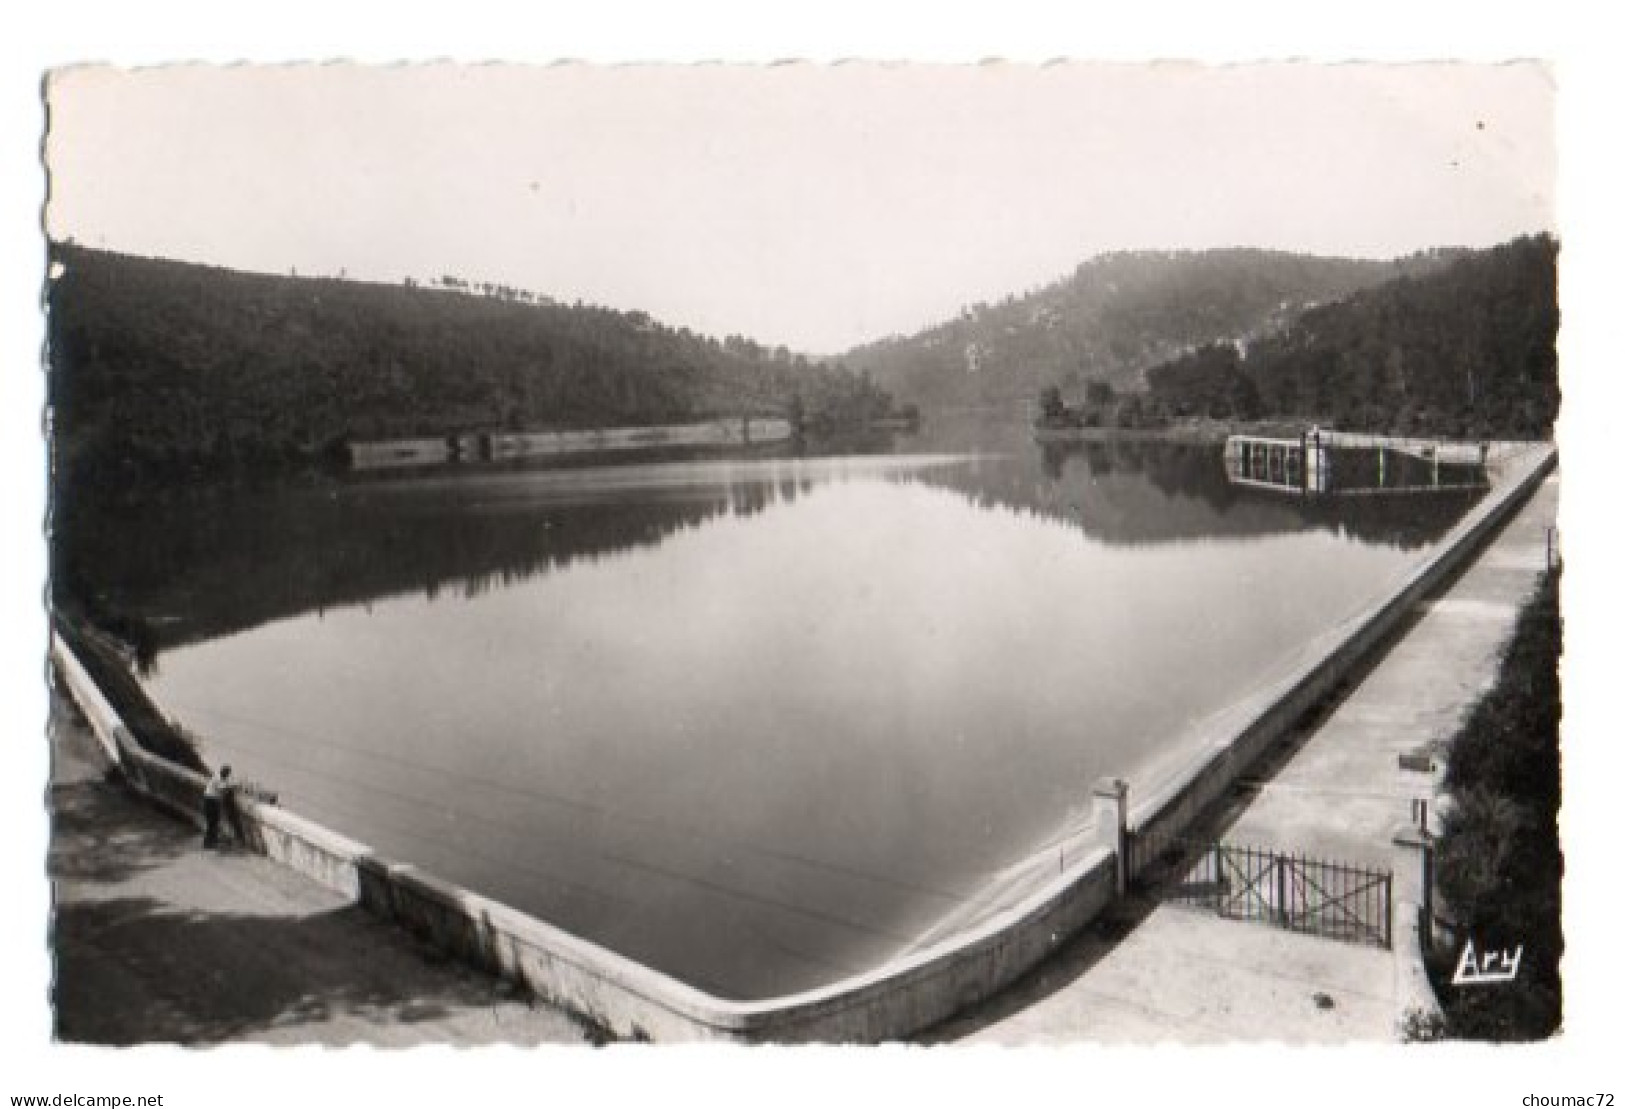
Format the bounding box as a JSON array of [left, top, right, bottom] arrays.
[[45, 62, 1554, 353]]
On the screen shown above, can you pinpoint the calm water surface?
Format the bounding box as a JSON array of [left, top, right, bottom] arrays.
[[98, 420, 1483, 998]]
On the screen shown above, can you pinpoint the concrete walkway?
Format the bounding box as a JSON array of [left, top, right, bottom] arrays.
[[931, 468, 1559, 1043], [49, 694, 595, 1046]]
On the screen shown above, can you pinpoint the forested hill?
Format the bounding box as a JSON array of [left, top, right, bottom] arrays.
[[1142, 234, 1559, 438], [843, 248, 1458, 410], [46, 246, 894, 487]]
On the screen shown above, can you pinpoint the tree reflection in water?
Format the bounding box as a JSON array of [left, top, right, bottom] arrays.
[[54, 435, 1483, 664]]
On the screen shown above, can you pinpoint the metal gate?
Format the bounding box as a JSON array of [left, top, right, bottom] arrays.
[[1129, 836, 1393, 949]]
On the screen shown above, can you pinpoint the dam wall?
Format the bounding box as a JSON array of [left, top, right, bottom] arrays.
[[351, 418, 794, 471]]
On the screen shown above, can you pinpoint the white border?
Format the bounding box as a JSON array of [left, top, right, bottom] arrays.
[[6, 4, 1621, 1107]]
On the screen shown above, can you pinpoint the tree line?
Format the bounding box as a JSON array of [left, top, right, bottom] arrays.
[[848, 247, 1457, 411], [1102, 236, 1557, 439], [46, 246, 904, 489]]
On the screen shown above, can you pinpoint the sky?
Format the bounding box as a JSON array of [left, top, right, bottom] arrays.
[[44, 61, 1554, 354]]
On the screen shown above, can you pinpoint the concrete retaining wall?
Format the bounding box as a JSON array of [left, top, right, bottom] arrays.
[[351, 419, 796, 471], [49, 442, 1552, 1042]]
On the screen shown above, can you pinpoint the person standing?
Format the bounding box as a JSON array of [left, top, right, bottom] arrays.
[[202, 765, 234, 848]]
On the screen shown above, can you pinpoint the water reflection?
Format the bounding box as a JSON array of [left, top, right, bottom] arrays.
[[1028, 439, 1485, 548], [136, 474, 1451, 998], [54, 433, 1485, 663], [55, 466, 812, 657]]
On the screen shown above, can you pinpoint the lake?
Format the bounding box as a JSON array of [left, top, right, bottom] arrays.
[[69, 418, 1485, 999]]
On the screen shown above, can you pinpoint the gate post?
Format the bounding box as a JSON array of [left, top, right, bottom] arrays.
[[1394, 810, 1435, 953], [1093, 777, 1130, 895], [1275, 854, 1290, 928], [1418, 840, 1433, 950]]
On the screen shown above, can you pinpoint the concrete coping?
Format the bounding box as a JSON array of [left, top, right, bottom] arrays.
[[242, 795, 374, 861]]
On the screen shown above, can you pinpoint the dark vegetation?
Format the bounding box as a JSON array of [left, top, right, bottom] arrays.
[[46, 245, 903, 491], [1067, 236, 1558, 438], [1430, 566, 1562, 1039], [55, 471, 818, 657], [847, 247, 1459, 410]]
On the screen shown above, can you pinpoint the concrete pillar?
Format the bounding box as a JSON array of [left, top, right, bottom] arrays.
[[1093, 777, 1130, 894], [1393, 822, 1435, 954]]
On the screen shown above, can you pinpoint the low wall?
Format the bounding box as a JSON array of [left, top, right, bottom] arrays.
[[49, 442, 1553, 1042]]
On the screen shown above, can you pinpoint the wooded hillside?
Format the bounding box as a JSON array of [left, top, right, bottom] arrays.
[[46, 246, 896, 487], [844, 248, 1457, 410], [1142, 235, 1559, 437]]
